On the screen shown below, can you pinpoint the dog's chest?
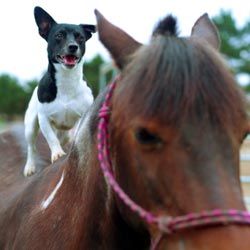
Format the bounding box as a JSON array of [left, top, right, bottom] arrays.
[[39, 79, 93, 130]]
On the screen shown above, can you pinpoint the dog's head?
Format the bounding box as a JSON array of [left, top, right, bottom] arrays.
[[34, 6, 96, 69]]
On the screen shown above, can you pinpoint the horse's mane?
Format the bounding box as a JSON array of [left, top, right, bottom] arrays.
[[152, 15, 178, 37], [113, 15, 246, 132]]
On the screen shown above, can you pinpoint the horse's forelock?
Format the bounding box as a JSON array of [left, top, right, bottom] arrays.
[[152, 15, 178, 37], [113, 35, 246, 133]]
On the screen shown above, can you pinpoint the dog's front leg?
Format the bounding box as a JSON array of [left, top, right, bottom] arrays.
[[24, 111, 39, 177], [38, 114, 66, 163], [23, 88, 40, 177]]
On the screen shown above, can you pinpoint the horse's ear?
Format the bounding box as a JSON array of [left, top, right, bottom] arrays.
[[94, 9, 142, 69], [191, 13, 220, 50]]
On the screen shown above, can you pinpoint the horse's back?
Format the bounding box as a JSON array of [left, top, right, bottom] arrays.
[[0, 124, 50, 210]]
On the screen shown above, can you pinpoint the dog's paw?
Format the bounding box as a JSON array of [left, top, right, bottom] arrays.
[[23, 163, 36, 177], [51, 150, 66, 163]]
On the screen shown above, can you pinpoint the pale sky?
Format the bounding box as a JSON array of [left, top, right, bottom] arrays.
[[0, 0, 249, 82]]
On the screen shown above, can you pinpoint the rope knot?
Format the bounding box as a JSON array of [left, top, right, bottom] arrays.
[[157, 216, 173, 234]]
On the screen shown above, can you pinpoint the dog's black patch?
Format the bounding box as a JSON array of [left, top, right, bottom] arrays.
[[152, 15, 178, 37], [37, 63, 57, 103]]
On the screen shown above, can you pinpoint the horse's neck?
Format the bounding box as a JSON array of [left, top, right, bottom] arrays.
[[66, 151, 149, 250], [66, 101, 149, 249]]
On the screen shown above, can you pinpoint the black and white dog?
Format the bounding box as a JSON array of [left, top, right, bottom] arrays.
[[23, 6, 95, 176]]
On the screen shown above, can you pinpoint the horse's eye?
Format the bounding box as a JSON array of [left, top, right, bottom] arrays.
[[135, 128, 163, 147]]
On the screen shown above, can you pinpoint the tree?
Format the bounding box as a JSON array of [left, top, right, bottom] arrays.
[[84, 54, 104, 97], [0, 74, 38, 120], [24, 79, 37, 96], [212, 11, 250, 90], [84, 54, 114, 97], [0, 74, 26, 119]]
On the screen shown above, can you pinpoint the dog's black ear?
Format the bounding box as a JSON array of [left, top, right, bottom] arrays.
[[80, 24, 96, 41], [34, 6, 56, 40]]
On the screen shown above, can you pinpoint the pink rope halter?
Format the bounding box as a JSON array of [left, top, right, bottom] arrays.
[[97, 77, 250, 248]]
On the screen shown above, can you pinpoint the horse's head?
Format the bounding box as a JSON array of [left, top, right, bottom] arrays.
[[95, 10, 250, 249]]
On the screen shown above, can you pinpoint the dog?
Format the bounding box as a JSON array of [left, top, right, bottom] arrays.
[[23, 6, 96, 176]]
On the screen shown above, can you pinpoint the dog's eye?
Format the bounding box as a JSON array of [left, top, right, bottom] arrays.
[[75, 33, 84, 43], [55, 33, 64, 40]]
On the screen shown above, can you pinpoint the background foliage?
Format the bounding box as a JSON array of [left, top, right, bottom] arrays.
[[212, 10, 250, 89]]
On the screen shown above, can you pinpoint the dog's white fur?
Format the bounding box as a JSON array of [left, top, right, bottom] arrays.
[[24, 59, 93, 176]]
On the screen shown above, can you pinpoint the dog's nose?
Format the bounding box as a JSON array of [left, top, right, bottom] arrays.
[[68, 44, 78, 53]]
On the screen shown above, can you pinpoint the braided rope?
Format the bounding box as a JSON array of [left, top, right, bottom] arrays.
[[97, 80, 156, 224], [97, 78, 250, 237]]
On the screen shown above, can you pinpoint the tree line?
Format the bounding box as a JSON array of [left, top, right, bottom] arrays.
[[212, 10, 250, 90], [0, 10, 249, 120]]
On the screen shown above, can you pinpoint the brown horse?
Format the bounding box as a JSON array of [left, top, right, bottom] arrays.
[[0, 10, 250, 250]]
